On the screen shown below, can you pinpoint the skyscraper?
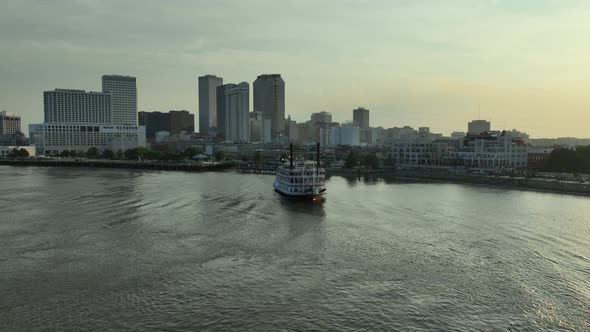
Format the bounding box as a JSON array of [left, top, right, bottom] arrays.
[[198, 74, 223, 135], [216, 82, 250, 142], [0, 111, 22, 135], [102, 75, 137, 125], [253, 74, 285, 140], [353, 107, 370, 129]]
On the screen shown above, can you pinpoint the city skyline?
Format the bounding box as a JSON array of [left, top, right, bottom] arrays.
[[2, 1, 590, 137]]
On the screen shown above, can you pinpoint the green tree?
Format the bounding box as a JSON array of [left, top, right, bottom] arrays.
[[18, 148, 30, 158], [215, 150, 225, 162], [102, 149, 115, 159], [364, 153, 379, 169], [124, 148, 136, 160], [59, 150, 70, 158], [87, 147, 99, 159], [344, 151, 358, 169], [8, 148, 21, 158], [69, 150, 78, 158]]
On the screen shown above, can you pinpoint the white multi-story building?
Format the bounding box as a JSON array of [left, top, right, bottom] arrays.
[[31, 78, 145, 155], [29, 123, 146, 156], [43, 89, 112, 124], [217, 82, 250, 142], [319, 123, 360, 146], [102, 75, 137, 125], [0, 145, 36, 158], [449, 134, 528, 170], [0, 111, 21, 135], [387, 138, 435, 166]]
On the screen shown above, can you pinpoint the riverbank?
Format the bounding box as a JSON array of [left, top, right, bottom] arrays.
[[3, 158, 589, 196], [327, 167, 590, 196], [0, 158, 233, 172]]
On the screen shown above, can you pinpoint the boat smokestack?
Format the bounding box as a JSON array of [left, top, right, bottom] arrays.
[[290, 143, 294, 170], [316, 142, 320, 173]]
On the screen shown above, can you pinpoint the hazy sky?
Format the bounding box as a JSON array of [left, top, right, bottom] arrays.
[[1, 0, 589, 137]]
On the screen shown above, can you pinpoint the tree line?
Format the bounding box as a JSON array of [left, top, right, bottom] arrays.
[[52, 147, 226, 162], [543, 146, 590, 173]]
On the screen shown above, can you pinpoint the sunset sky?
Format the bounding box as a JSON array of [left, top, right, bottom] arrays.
[[1, 0, 589, 137]]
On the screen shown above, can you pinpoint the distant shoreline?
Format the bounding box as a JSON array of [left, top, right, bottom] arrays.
[[326, 168, 590, 197], [2, 159, 589, 196], [0, 158, 233, 172]]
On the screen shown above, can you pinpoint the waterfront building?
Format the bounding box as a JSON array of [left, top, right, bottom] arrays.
[[44, 89, 112, 124], [528, 148, 554, 170], [0, 111, 21, 135], [253, 74, 285, 140], [449, 132, 528, 170], [29, 123, 146, 156], [102, 75, 137, 125], [217, 82, 250, 142], [0, 145, 36, 158], [31, 78, 145, 155], [387, 138, 435, 166], [198, 74, 223, 134], [353, 107, 370, 129], [467, 120, 491, 135]]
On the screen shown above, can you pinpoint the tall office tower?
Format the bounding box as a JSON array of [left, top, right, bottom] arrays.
[[198, 74, 223, 134], [43, 89, 112, 123], [253, 74, 285, 140], [102, 75, 137, 125], [216, 82, 250, 142], [0, 111, 22, 134], [467, 120, 491, 135], [353, 107, 370, 129]]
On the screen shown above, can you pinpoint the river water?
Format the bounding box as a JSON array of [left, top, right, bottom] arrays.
[[1, 166, 589, 331]]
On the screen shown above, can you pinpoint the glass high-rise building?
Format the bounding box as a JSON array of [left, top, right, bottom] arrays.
[[253, 74, 285, 141]]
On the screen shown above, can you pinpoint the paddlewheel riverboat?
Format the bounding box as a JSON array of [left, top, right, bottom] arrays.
[[273, 143, 326, 200]]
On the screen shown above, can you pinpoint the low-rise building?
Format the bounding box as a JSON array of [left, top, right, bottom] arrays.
[[0, 145, 36, 158], [29, 123, 146, 155], [386, 138, 435, 166], [448, 132, 528, 171]]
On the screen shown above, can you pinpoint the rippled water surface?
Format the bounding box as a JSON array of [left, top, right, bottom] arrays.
[[1, 166, 589, 331]]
